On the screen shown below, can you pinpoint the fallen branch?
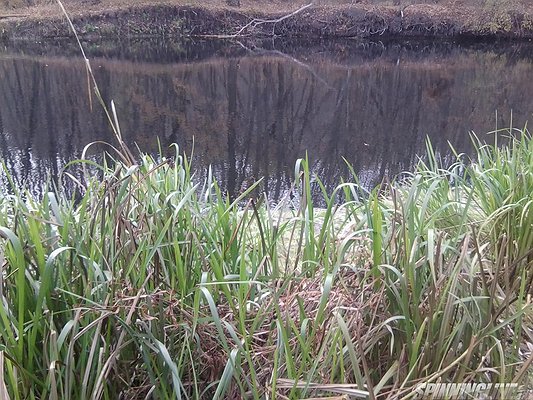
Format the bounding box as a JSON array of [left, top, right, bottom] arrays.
[[0, 14, 29, 19], [230, 3, 313, 37]]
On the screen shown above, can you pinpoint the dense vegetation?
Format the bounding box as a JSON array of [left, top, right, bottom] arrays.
[[0, 126, 531, 398]]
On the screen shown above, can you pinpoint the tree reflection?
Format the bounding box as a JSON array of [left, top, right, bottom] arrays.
[[1, 40, 532, 199]]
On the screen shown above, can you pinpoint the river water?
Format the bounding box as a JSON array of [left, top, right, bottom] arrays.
[[1, 38, 532, 199]]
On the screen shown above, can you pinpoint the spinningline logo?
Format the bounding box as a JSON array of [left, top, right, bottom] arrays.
[[412, 382, 529, 399]]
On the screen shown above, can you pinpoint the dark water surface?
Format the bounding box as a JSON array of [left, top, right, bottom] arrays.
[[1, 38, 532, 199]]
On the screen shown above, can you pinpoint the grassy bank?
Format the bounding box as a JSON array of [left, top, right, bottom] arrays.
[[0, 129, 532, 399], [1, 0, 533, 41]]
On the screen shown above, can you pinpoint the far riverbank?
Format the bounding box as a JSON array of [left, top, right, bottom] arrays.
[[1, 1, 533, 41]]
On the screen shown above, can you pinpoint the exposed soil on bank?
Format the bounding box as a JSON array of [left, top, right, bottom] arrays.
[[0, 0, 533, 41]]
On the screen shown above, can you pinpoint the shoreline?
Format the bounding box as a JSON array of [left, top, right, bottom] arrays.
[[1, 3, 533, 41]]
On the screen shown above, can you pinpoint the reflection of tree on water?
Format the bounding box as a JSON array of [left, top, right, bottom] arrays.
[[0, 42, 532, 199], [226, 59, 238, 199]]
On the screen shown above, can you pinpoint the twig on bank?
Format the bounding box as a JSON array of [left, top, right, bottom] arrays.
[[229, 3, 313, 37], [0, 14, 29, 19]]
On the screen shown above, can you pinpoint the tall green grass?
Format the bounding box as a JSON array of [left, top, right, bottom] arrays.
[[0, 128, 531, 399]]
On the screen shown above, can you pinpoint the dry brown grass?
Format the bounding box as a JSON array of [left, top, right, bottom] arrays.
[[1, 0, 532, 22]]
